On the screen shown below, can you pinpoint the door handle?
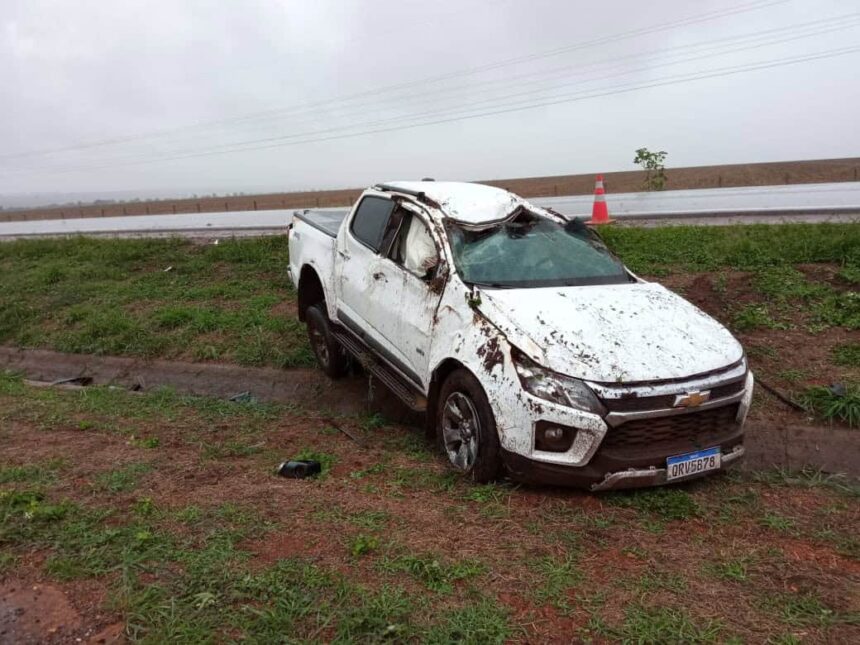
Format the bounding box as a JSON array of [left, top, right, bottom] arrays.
[[373, 271, 386, 281], [338, 250, 350, 260]]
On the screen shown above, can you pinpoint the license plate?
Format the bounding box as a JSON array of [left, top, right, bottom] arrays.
[[666, 447, 721, 481]]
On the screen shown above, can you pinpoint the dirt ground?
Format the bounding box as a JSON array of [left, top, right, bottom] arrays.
[[1, 371, 858, 643], [653, 265, 858, 431], [1, 233, 858, 642]]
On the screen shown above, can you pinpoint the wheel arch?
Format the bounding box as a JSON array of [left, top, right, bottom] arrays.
[[297, 265, 326, 322], [425, 357, 475, 439]]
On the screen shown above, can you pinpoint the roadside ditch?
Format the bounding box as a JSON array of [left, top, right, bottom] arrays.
[[1, 346, 856, 478]]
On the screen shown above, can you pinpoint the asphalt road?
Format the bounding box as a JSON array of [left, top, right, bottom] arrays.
[[1, 182, 858, 239]]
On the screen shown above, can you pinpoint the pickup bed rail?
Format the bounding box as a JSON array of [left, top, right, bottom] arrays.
[[293, 209, 349, 238]]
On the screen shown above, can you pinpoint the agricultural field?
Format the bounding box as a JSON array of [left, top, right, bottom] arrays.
[[3, 157, 858, 222], [1, 222, 859, 642]]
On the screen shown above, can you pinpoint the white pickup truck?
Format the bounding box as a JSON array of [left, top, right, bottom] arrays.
[[287, 181, 754, 491]]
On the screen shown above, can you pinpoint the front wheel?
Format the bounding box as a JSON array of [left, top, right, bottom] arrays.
[[306, 304, 348, 378], [436, 369, 502, 483]]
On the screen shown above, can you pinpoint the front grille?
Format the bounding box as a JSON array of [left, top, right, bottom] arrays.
[[601, 403, 741, 457], [602, 379, 745, 413]]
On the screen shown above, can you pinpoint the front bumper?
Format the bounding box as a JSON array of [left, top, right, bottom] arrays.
[[500, 368, 754, 490], [504, 441, 746, 490]]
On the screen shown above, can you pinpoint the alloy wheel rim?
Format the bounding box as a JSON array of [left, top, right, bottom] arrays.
[[441, 392, 480, 471], [309, 323, 329, 365]]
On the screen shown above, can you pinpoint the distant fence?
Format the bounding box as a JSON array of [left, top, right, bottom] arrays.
[[2, 158, 858, 223]]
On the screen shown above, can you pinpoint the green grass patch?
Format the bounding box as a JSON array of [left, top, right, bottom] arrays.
[[732, 303, 788, 332], [94, 462, 153, 493], [589, 604, 723, 644], [0, 380, 282, 440], [832, 343, 860, 367], [761, 592, 854, 628], [530, 554, 582, 610], [759, 512, 795, 532], [378, 552, 485, 594], [704, 556, 751, 582], [0, 489, 173, 580], [746, 467, 860, 497], [0, 236, 312, 368], [629, 570, 688, 595], [607, 487, 701, 520], [599, 223, 860, 274], [1, 226, 857, 370], [348, 533, 380, 557], [838, 265, 860, 284], [0, 460, 61, 486], [797, 384, 860, 427]]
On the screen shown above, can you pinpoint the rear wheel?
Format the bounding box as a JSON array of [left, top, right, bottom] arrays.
[[436, 369, 502, 483], [306, 304, 348, 378]]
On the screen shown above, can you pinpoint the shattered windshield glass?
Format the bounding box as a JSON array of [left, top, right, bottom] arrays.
[[447, 210, 632, 288]]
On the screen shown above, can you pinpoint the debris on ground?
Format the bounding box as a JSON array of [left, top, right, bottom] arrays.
[[276, 460, 322, 478]]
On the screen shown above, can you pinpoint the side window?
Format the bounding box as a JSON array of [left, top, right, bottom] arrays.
[[391, 214, 439, 277], [350, 196, 395, 252]]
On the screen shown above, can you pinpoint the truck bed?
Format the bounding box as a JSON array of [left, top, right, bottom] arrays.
[[293, 209, 349, 238]]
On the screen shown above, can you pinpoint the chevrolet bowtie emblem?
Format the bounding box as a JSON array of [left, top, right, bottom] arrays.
[[674, 390, 711, 408]]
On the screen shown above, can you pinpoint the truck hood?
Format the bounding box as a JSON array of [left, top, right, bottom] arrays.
[[477, 282, 743, 383]]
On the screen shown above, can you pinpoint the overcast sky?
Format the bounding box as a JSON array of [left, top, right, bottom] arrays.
[[1, 0, 858, 200]]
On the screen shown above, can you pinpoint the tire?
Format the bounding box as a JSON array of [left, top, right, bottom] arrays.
[[436, 369, 502, 483], [306, 304, 349, 378]]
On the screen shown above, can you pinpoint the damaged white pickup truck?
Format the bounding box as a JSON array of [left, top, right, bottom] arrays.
[[287, 181, 754, 491]]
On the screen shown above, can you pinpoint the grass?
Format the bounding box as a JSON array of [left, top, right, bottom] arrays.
[[2, 351, 859, 642], [761, 592, 855, 628], [832, 343, 860, 367], [599, 223, 860, 274], [704, 556, 751, 582], [348, 533, 380, 557], [0, 373, 282, 438], [747, 467, 860, 498], [589, 604, 724, 644], [759, 512, 795, 532], [94, 462, 153, 493], [1, 224, 858, 369], [378, 552, 485, 594], [607, 487, 701, 520], [797, 383, 860, 427], [0, 236, 312, 368], [530, 554, 582, 610], [732, 303, 788, 332]]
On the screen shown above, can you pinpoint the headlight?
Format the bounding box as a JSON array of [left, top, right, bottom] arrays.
[[511, 348, 606, 416]]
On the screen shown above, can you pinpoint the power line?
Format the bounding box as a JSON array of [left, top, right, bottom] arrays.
[[126, 15, 860, 159], [9, 13, 859, 172], [0, 0, 786, 160], [8, 45, 857, 177], [118, 10, 859, 150]]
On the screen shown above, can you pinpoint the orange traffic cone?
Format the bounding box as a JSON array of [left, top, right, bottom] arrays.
[[587, 174, 613, 225]]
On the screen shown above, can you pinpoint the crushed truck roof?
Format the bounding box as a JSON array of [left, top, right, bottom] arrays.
[[382, 181, 535, 226]]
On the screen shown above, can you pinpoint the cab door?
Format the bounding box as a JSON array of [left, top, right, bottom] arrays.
[[334, 195, 412, 376], [376, 211, 443, 385]]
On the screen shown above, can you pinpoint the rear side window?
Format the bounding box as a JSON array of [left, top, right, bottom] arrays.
[[350, 197, 395, 252]]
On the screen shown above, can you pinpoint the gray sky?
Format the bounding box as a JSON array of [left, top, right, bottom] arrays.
[[1, 0, 858, 200]]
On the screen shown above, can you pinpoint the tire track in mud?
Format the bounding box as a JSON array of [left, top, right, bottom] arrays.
[[1, 347, 856, 478]]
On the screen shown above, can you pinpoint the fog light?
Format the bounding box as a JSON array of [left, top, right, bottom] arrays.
[[535, 422, 577, 452], [545, 428, 564, 441]]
